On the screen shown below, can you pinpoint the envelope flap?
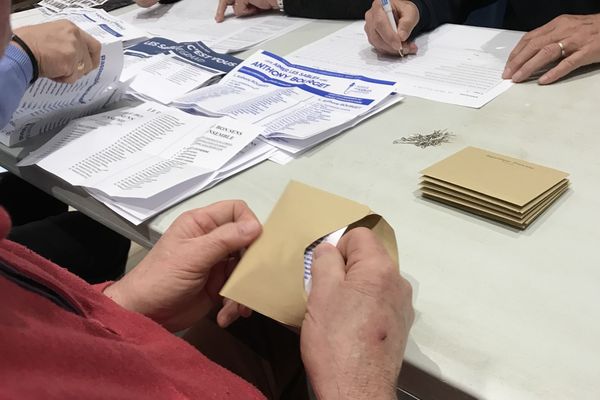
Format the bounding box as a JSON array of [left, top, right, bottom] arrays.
[[220, 181, 371, 327]]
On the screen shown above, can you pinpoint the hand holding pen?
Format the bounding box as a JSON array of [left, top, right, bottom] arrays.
[[364, 0, 419, 57]]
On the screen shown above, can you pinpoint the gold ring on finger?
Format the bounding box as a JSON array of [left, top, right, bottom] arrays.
[[558, 42, 566, 58]]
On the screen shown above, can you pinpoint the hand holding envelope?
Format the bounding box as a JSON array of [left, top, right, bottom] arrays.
[[221, 181, 414, 398], [302, 228, 414, 400]]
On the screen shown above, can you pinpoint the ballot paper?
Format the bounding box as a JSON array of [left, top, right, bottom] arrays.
[[303, 227, 346, 293], [119, 0, 309, 53], [91, 139, 276, 224], [121, 37, 241, 104], [173, 50, 400, 153], [0, 42, 124, 147], [46, 8, 148, 44], [39, 0, 107, 13], [420, 147, 570, 229], [21, 103, 274, 224], [289, 22, 525, 108]]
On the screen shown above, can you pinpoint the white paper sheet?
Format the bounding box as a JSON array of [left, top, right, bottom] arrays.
[[174, 50, 400, 153], [47, 8, 148, 43], [27, 103, 261, 199], [88, 139, 275, 224], [0, 42, 124, 146], [119, 0, 310, 53], [289, 23, 525, 108], [39, 0, 107, 13], [121, 37, 240, 104]]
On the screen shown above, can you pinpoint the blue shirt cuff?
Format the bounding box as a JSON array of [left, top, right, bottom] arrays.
[[5, 43, 34, 85]]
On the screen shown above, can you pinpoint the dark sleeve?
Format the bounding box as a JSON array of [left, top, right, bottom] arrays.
[[283, 0, 372, 20], [409, 0, 498, 35]]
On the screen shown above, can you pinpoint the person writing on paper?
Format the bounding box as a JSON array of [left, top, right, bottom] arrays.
[[363, 0, 600, 85], [1, 199, 414, 399]]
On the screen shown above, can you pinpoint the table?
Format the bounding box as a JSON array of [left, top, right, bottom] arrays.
[[6, 7, 600, 400]]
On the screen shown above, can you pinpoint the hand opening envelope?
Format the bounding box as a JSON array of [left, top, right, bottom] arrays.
[[220, 180, 398, 327]]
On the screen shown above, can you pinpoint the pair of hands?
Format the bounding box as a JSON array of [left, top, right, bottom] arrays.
[[366, 0, 600, 84], [104, 200, 414, 397], [13, 20, 101, 84]]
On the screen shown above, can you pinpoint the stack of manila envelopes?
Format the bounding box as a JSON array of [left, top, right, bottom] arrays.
[[420, 147, 570, 229]]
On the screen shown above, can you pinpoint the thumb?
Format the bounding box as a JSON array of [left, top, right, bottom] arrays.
[[192, 219, 261, 268], [396, 1, 419, 41], [309, 243, 346, 298]]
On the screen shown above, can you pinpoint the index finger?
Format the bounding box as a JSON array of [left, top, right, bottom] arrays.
[[215, 0, 230, 22], [185, 200, 259, 231], [81, 30, 101, 69]]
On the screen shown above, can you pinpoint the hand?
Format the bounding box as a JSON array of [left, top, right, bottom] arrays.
[[215, 0, 278, 23], [13, 20, 100, 84], [364, 0, 419, 56], [503, 14, 600, 85], [103, 201, 262, 332], [301, 228, 414, 400], [135, 0, 159, 7]]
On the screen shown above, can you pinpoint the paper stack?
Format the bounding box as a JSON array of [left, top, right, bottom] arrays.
[[420, 147, 570, 229], [121, 37, 241, 105], [173, 50, 402, 162], [19, 103, 275, 225]]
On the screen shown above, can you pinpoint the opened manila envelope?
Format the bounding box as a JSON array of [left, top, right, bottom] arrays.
[[220, 180, 397, 327], [421, 147, 569, 208]]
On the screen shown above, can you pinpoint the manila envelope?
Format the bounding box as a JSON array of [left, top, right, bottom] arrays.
[[220, 180, 398, 327], [421, 147, 569, 207]]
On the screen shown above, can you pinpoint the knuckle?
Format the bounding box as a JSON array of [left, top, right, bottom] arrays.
[[540, 45, 555, 57]]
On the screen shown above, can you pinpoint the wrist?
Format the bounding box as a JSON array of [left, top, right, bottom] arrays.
[[10, 34, 39, 84]]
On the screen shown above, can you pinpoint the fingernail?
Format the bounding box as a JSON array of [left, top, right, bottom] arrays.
[[511, 71, 523, 82], [538, 74, 549, 85], [238, 219, 261, 236], [502, 67, 511, 79]]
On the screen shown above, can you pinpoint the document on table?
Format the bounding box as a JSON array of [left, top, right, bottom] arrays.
[[173, 50, 400, 153], [289, 22, 524, 108], [91, 138, 276, 224], [121, 37, 241, 104], [119, 0, 310, 53], [0, 42, 124, 147], [46, 8, 147, 43], [39, 0, 107, 13], [21, 103, 275, 224]]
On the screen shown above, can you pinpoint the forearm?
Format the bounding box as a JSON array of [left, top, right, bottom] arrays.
[[0, 44, 32, 129], [283, 0, 371, 20]]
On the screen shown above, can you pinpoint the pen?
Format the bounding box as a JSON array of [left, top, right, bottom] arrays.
[[379, 0, 404, 57]]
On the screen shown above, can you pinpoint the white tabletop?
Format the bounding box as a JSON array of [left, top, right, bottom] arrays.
[[9, 7, 600, 400]]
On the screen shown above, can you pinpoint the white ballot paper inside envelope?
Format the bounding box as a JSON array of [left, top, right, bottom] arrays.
[[221, 181, 398, 327]]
